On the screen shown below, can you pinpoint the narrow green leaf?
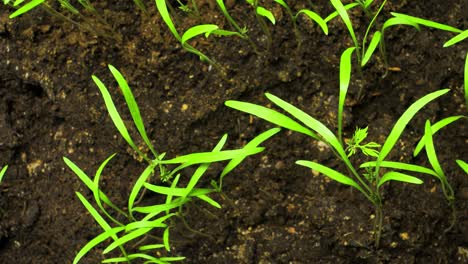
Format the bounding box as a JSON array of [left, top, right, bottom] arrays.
[[163, 227, 170, 251], [139, 244, 165, 250], [108, 65, 157, 157], [73, 227, 125, 264], [216, 0, 244, 34], [361, 31, 382, 66], [330, 0, 358, 47], [377, 89, 450, 164], [443, 29, 468, 47], [125, 213, 174, 232], [0, 165, 8, 182], [206, 29, 243, 38], [274, 0, 288, 9], [103, 228, 152, 254], [93, 75, 142, 158], [155, 0, 181, 40], [76, 192, 113, 232], [297, 9, 329, 35], [465, 52, 468, 108], [413, 115, 464, 157], [197, 194, 221, 208], [256, 6, 275, 25], [128, 164, 156, 213], [181, 24, 219, 44], [338, 47, 355, 143], [162, 148, 264, 165], [391, 13, 462, 33], [9, 0, 45, 18], [382, 17, 421, 32], [265, 93, 348, 161], [183, 134, 226, 198], [423, 120, 446, 178], [361, 161, 439, 179], [456, 160, 468, 174], [159, 256, 186, 262], [296, 160, 366, 194], [92, 153, 127, 224], [364, 0, 374, 8], [133, 198, 187, 214], [225, 100, 317, 139], [144, 183, 213, 197], [324, 3, 359, 23], [377, 171, 423, 189], [219, 128, 281, 186]]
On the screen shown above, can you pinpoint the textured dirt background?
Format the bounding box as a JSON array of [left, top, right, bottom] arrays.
[[0, 0, 467, 263]]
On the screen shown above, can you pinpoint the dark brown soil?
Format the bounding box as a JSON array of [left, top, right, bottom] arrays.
[[0, 1, 467, 263]]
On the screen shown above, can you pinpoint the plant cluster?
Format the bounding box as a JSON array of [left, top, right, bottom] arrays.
[[64, 65, 279, 263]]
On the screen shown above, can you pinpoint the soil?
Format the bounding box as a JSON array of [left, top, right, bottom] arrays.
[[0, 1, 467, 263]]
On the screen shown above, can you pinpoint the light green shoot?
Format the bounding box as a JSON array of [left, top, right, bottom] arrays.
[[216, 0, 248, 36], [423, 120, 456, 231], [346, 127, 381, 157], [9, 0, 45, 18], [465, 52, 468, 109], [0, 165, 7, 182], [444, 29, 468, 47], [413, 116, 465, 157], [155, 0, 237, 69], [391, 12, 462, 33], [456, 160, 468, 175]]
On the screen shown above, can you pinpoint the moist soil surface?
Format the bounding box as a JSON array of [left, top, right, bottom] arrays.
[[0, 1, 467, 263]]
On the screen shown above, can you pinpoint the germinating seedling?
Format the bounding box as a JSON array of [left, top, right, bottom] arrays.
[[226, 47, 450, 247], [155, 0, 243, 72], [64, 65, 278, 263]]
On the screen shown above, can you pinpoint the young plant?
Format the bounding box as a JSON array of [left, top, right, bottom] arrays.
[[225, 47, 450, 247], [0, 165, 7, 183], [155, 0, 241, 71], [245, 0, 276, 50], [65, 65, 277, 263]]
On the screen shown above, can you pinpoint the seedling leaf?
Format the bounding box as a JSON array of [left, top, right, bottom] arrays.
[[338, 47, 355, 143], [391, 13, 462, 33], [93, 75, 145, 159], [377, 171, 423, 189], [330, 0, 358, 48], [361, 31, 381, 66], [182, 24, 219, 44], [0, 165, 8, 182], [297, 9, 329, 35], [443, 29, 468, 47], [9, 0, 45, 18], [324, 3, 358, 23], [413, 115, 464, 157], [108, 65, 157, 157], [225, 100, 318, 139], [155, 0, 181, 40], [423, 120, 445, 178], [73, 226, 125, 264], [377, 89, 450, 164], [361, 161, 439, 179], [256, 6, 275, 25], [296, 160, 366, 194], [456, 160, 468, 174]]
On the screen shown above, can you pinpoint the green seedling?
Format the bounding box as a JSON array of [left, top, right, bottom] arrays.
[[0, 165, 7, 182], [226, 47, 450, 247], [156, 0, 240, 71], [245, 0, 275, 50], [65, 65, 277, 262]]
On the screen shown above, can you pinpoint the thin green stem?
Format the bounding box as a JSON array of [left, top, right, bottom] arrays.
[[361, 0, 388, 60]]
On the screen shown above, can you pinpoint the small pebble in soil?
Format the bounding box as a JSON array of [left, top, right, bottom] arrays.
[[181, 104, 188, 112], [399, 232, 409, 241]]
